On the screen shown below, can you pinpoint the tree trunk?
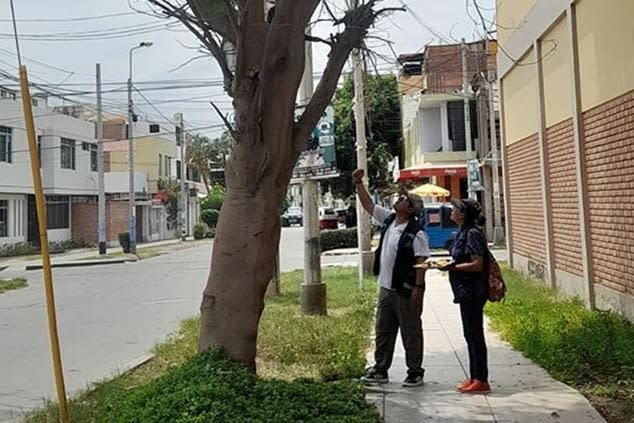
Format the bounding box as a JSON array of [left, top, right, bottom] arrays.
[[199, 118, 296, 370]]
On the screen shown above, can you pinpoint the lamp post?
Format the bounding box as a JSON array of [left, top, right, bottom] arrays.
[[127, 41, 152, 254]]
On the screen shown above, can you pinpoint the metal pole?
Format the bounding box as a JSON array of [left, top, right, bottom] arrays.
[[175, 113, 187, 240], [128, 48, 137, 253], [462, 38, 476, 199], [97, 63, 107, 255], [20, 65, 70, 423], [352, 47, 372, 289], [488, 65, 504, 245], [299, 25, 326, 315]]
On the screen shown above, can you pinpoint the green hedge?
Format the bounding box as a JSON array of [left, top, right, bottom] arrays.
[[320, 228, 358, 252], [201, 209, 220, 228]]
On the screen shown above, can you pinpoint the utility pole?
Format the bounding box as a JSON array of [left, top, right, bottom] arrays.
[[351, 49, 372, 288], [127, 42, 152, 254], [127, 59, 137, 254], [487, 41, 505, 245], [299, 25, 326, 316], [175, 112, 187, 240], [349, 0, 372, 289], [96, 63, 106, 255], [462, 38, 476, 200]]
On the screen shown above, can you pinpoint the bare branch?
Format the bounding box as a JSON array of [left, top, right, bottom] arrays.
[[168, 54, 210, 72], [322, 1, 338, 22], [147, 0, 235, 95], [305, 34, 334, 47], [294, 0, 394, 149], [189, 0, 238, 46], [210, 101, 238, 141]]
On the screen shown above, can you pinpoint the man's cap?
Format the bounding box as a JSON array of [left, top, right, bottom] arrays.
[[399, 187, 423, 216]]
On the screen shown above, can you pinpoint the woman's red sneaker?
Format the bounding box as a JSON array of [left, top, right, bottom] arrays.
[[459, 380, 491, 394], [456, 379, 474, 390]]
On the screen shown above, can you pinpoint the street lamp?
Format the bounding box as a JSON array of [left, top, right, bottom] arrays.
[[128, 41, 153, 254]]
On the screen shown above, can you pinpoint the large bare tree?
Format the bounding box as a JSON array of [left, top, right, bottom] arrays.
[[146, 0, 397, 370]]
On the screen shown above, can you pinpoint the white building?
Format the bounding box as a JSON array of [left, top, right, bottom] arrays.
[[0, 89, 98, 246]]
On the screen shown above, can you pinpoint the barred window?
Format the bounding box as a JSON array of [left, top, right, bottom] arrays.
[[46, 196, 69, 229], [60, 138, 75, 170], [90, 144, 98, 171], [0, 200, 8, 237], [0, 126, 12, 163]]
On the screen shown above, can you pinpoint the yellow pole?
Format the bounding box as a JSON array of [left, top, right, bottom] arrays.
[[19, 65, 70, 423]]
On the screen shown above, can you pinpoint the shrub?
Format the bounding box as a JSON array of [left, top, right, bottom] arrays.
[[320, 228, 358, 252], [200, 185, 225, 212], [201, 209, 220, 228], [193, 223, 206, 240], [60, 239, 94, 250], [118, 232, 131, 253], [0, 242, 38, 258]]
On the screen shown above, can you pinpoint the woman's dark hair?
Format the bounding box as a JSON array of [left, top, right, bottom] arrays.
[[451, 198, 486, 228]]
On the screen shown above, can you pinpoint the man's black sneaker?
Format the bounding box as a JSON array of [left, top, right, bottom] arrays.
[[361, 367, 388, 384], [402, 372, 424, 387]]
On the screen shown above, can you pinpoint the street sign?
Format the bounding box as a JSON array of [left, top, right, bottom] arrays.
[[467, 158, 484, 192], [292, 105, 338, 180]]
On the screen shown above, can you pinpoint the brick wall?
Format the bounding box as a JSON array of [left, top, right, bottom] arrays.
[[71, 202, 98, 245], [107, 200, 129, 244], [507, 135, 546, 263], [584, 90, 634, 295], [546, 119, 583, 276]]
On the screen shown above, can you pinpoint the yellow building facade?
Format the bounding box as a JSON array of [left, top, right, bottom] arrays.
[[498, 0, 634, 321]]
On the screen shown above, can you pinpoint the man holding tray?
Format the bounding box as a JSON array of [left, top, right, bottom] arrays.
[[353, 169, 430, 387]]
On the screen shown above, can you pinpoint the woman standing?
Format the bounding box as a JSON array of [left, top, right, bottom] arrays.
[[445, 198, 490, 394]]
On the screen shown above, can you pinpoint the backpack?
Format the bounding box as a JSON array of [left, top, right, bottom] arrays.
[[485, 250, 506, 302]]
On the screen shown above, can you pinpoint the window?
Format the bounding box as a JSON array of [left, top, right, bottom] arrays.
[[165, 156, 171, 178], [46, 196, 69, 229], [90, 144, 98, 171], [426, 209, 441, 227], [82, 142, 90, 151], [37, 135, 42, 168], [176, 160, 181, 179], [0, 126, 12, 163], [0, 200, 8, 237], [158, 154, 163, 176], [31, 98, 38, 107], [149, 124, 160, 133], [191, 167, 201, 182], [60, 138, 75, 169]]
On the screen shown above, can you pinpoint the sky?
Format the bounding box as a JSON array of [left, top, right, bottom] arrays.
[[0, 0, 495, 140]]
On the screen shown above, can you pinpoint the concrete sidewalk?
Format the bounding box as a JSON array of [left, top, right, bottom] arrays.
[[365, 270, 606, 423], [0, 238, 199, 273]]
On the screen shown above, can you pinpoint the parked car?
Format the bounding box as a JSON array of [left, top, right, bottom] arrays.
[[282, 206, 303, 227], [421, 203, 459, 250], [319, 207, 338, 230]]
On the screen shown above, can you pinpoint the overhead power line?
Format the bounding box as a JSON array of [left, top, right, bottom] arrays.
[[0, 11, 137, 23]]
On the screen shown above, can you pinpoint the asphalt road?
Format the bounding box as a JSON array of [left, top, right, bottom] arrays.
[[0, 227, 357, 422]]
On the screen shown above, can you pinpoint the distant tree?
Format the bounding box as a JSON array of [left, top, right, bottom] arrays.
[[186, 134, 214, 192], [187, 133, 232, 191], [330, 73, 402, 198]]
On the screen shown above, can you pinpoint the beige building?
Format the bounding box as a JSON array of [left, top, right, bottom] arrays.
[[104, 117, 177, 193], [498, 0, 634, 320]]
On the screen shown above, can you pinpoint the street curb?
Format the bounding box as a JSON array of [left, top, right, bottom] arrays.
[[25, 258, 137, 271]]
